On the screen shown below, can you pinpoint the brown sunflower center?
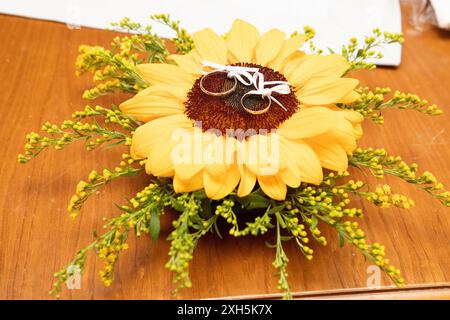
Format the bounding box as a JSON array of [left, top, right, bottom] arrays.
[[185, 63, 298, 135]]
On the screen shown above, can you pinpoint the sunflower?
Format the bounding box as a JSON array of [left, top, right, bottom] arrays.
[[120, 19, 363, 200]]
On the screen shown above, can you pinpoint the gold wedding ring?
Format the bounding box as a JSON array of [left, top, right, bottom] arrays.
[[240, 92, 271, 115], [199, 70, 237, 97]]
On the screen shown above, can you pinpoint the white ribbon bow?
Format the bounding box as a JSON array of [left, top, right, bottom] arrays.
[[248, 74, 290, 111], [201, 61, 291, 112], [201, 60, 258, 86]]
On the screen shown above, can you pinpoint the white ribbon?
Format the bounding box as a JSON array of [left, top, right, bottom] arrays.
[[201, 60, 291, 112], [201, 60, 258, 86], [248, 74, 290, 111]]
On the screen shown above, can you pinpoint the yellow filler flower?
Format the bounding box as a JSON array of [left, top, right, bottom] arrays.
[[120, 19, 363, 200]]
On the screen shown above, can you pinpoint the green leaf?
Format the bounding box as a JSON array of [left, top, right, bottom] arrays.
[[356, 49, 364, 57], [115, 202, 133, 213], [275, 212, 287, 229], [199, 198, 212, 219], [268, 205, 285, 215], [213, 222, 223, 239], [144, 42, 166, 53], [170, 199, 185, 212], [265, 241, 277, 249], [193, 189, 207, 200], [342, 45, 348, 57], [310, 215, 318, 229], [338, 230, 345, 247], [149, 209, 160, 242], [348, 161, 367, 175], [234, 191, 270, 210]]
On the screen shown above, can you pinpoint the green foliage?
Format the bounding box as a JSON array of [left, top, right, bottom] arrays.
[[273, 216, 292, 300], [72, 105, 140, 130], [50, 181, 172, 298], [351, 148, 450, 206], [76, 44, 148, 99], [166, 193, 219, 296], [341, 28, 404, 72], [339, 87, 443, 124], [77, 16, 195, 99], [294, 25, 323, 54], [18, 105, 134, 164], [150, 14, 194, 54], [110, 17, 171, 63], [341, 180, 415, 209], [68, 156, 144, 218]]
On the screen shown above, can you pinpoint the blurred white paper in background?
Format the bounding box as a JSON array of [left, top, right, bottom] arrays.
[[0, 0, 402, 66], [430, 0, 450, 29]]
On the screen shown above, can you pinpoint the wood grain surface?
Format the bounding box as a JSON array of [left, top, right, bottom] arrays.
[[1, 7, 450, 299]]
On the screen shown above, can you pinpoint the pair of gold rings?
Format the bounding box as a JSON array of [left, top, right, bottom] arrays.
[[199, 70, 271, 115]]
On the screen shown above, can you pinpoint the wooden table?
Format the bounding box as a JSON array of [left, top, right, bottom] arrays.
[[1, 8, 450, 299]]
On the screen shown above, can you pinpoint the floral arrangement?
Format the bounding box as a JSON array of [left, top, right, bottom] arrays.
[[18, 15, 449, 299]]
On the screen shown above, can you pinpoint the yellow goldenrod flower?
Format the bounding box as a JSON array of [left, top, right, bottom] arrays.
[[76, 181, 88, 195]]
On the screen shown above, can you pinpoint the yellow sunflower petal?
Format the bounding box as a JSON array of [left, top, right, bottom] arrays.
[[257, 175, 287, 201], [269, 34, 306, 71], [168, 50, 202, 75], [242, 133, 279, 176], [193, 28, 228, 64], [279, 107, 335, 139], [203, 164, 240, 200], [305, 137, 348, 171], [171, 127, 208, 180], [119, 93, 184, 122], [174, 162, 204, 181], [202, 134, 236, 175], [289, 54, 349, 86], [327, 119, 358, 153], [281, 51, 308, 78], [297, 77, 359, 105], [134, 83, 191, 101], [227, 19, 259, 62], [137, 63, 195, 86], [279, 137, 302, 187], [335, 110, 364, 124], [353, 124, 363, 139], [337, 90, 360, 103], [130, 114, 192, 159], [173, 171, 203, 193], [145, 139, 176, 177], [334, 110, 364, 140], [255, 29, 285, 66], [237, 164, 257, 198], [280, 137, 323, 185], [240, 135, 259, 175]]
